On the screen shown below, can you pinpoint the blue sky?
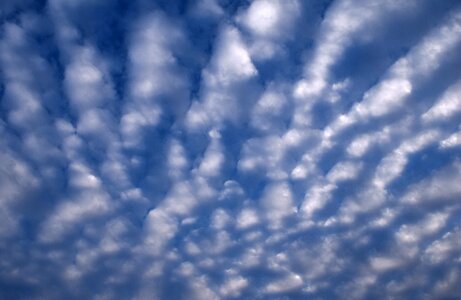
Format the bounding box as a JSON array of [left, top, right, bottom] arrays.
[[1, 0, 461, 299]]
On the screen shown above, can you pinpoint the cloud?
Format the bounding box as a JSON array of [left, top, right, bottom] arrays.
[[423, 79, 461, 122], [1, 0, 461, 299], [237, 0, 300, 61]]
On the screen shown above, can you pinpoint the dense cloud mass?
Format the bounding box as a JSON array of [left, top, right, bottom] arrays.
[[1, 0, 461, 299]]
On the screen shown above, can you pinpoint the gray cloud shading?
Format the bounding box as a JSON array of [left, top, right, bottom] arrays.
[[1, 0, 461, 299]]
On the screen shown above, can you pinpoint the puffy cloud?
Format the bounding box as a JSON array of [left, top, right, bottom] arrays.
[[238, 0, 300, 61], [239, 0, 299, 39], [260, 181, 296, 229], [204, 26, 257, 85], [64, 45, 115, 113], [402, 162, 461, 205], [250, 86, 292, 134], [236, 206, 260, 230], [121, 12, 189, 149], [219, 275, 248, 297], [423, 80, 461, 122]]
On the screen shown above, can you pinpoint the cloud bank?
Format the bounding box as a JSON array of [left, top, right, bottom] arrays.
[[1, 0, 461, 299]]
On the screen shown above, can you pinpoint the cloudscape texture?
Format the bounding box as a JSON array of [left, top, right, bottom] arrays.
[[1, 0, 461, 299]]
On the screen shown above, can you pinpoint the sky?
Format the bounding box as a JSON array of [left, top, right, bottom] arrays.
[[1, 0, 461, 299]]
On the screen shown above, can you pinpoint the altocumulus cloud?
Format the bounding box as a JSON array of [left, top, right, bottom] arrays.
[[1, 0, 461, 299]]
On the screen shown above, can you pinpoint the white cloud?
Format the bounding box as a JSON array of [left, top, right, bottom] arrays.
[[260, 181, 296, 228], [64, 46, 114, 113], [239, 0, 299, 38], [301, 182, 336, 218], [143, 208, 178, 256], [250, 88, 291, 134], [326, 161, 362, 183], [264, 273, 303, 294], [167, 138, 189, 180], [203, 26, 257, 86], [185, 24, 259, 131], [402, 162, 461, 205], [424, 227, 461, 264], [238, 135, 289, 180], [324, 7, 461, 138], [39, 162, 112, 243], [373, 130, 440, 188], [293, 0, 413, 101], [423, 80, 461, 122], [121, 12, 189, 148], [236, 206, 260, 230], [238, 0, 300, 61], [197, 130, 225, 178], [370, 256, 402, 272], [219, 275, 248, 297], [210, 208, 231, 230], [440, 130, 461, 149], [396, 211, 449, 244], [161, 181, 197, 217]]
